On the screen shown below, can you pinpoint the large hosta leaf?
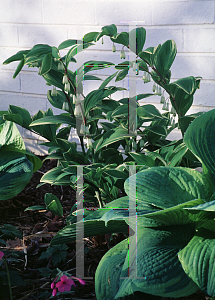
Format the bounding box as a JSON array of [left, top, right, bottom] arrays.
[[0, 151, 33, 200], [116, 226, 198, 299], [0, 120, 25, 153], [95, 225, 198, 299], [95, 238, 129, 300], [50, 219, 128, 245], [124, 167, 212, 209], [184, 109, 215, 177], [178, 228, 215, 297]]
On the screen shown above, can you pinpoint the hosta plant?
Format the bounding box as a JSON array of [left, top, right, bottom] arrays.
[[92, 109, 215, 299], [0, 112, 41, 200]]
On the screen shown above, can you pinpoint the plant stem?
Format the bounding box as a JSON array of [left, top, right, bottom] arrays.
[[3, 257, 13, 300]]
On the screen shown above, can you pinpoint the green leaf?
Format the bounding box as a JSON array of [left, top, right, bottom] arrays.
[[83, 60, 114, 74], [40, 166, 71, 186], [178, 228, 215, 297], [0, 152, 33, 200], [25, 150, 42, 173], [30, 114, 76, 127], [3, 50, 30, 65], [7, 105, 32, 129], [25, 205, 46, 211], [129, 27, 146, 55], [125, 167, 213, 209], [139, 46, 159, 67], [99, 72, 118, 89], [143, 198, 211, 227], [51, 46, 59, 59], [42, 69, 64, 90], [44, 193, 63, 216], [116, 68, 128, 82], [25, 44, 52, 59], [95, 238, 129, 300], [47, 90, 67, 110], [110, 32, 129, 47], [58, 39, 83, 50], [137, 104, 163, 120], [40, 53, 52, 75], [129, 152, 156, 167], [178, 112, 203, 134], [84, 87, 124, 116], [95, 127, 134, 153], [101, 24, 117, 37], [184, 109, 215, 177], [65, 42, 93, 65], [0, 121, 25, 153], [51, 219, 128, 245], [154, 40, 177, 78], [13, 58, 24, 78], [83, 32, 99, 43]]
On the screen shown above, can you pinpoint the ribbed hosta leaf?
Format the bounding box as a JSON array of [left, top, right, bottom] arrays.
[[50, 219, 128, 245], [95, 238, 128, 300], [178, 228, 215, 297], [124, 167, 212, 209], [0, 151, 33, 200], [184, 109, 215, 176], [143, 198, 215, 227], [115, 226, 198, 299]]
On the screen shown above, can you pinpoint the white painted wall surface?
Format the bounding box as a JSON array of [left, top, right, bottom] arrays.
[[0, 0, 215, 154]]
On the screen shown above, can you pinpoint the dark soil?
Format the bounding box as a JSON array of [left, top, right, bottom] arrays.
[[0, 156, 209, 300]]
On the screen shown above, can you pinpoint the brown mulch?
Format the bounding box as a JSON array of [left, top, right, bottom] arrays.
[[0, 156, 209, 300]]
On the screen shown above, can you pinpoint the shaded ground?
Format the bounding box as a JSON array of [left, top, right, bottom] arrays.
[[0, 156, 209, 300]]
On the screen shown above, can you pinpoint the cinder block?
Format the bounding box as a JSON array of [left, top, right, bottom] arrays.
[[42, 0, 96, 25], [171, 54, 215, 80], [0, 25, 18, 47], [20, 72, 50, 95], [0, 91, 47, 114], [0, 70, 21, 92], [95, 0, 152, 25], [184, 27, 215, 53], [144, 28, 183, 53], [18, 24, 68, 48], [152, 1, 214, 25], [0, 0, 43, 24]]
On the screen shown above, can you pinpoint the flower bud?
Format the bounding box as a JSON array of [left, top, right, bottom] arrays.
[[112, 44, 116, 52], [64, 83, 70, 92], [73, 95, 77, 104], [58, 62, 64, 71], [74, 105, 82, 117], [86, 138, 92, 149], [147, 73, 151, 82], [160, 95, 165, 104], [158, 87, 162, 96], [142, 71, 147, 82], [51, 86, 57, 97], [80, 124, 85, 134], [102, 37, 104, 44], [62, 101, 70, 112], [171, 106, 176, 114], [120, 50, 125, 59], [85, 126, 89, 134], [153, 83, 156, 93], [63, 74, 68, 84]]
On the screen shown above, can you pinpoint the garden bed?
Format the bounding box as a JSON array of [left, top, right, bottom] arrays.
[[0, 156, 209, 300]]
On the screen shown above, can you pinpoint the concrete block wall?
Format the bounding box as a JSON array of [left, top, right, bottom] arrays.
[[1, 0, 215, 154]]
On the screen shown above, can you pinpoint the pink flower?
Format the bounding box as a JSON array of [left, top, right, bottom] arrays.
[[0, 251, 4, 259], [71, 276, 85, 285], [51, 282, 55, 289], [56, 275, 76, 293], [52, 288, 57, 297]]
